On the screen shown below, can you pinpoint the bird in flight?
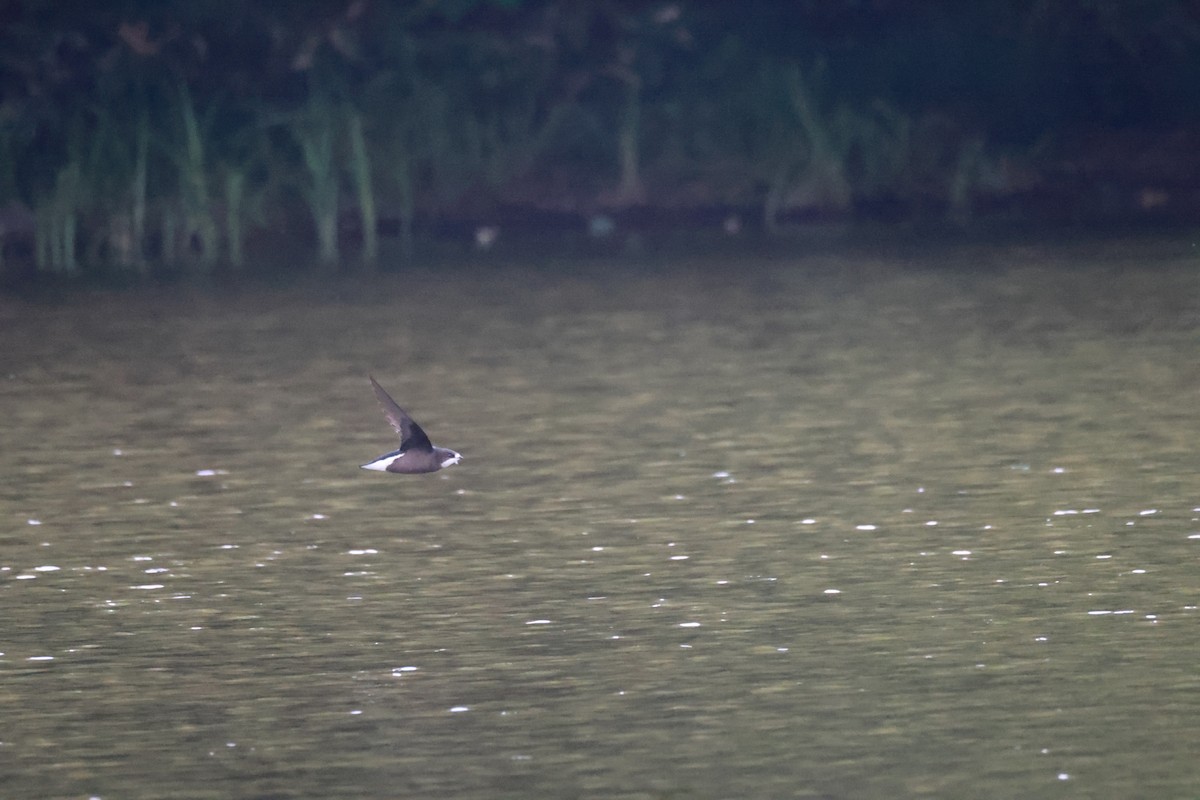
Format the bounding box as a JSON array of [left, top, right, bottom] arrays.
[[361, 376, 462, 474]]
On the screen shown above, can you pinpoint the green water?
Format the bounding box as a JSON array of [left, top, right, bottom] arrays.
[[2, 238, 1199, 799]]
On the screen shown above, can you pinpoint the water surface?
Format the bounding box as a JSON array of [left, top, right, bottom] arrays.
[[3, 238, 1199, 798]]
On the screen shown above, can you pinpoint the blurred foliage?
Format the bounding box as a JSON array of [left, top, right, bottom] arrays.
[[0, 0, 1197, 276]]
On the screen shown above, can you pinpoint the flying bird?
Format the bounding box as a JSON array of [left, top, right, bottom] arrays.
[[361, 376, 462, 474]]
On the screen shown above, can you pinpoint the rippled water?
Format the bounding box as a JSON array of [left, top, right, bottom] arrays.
[[3, 238, 1199, 798]]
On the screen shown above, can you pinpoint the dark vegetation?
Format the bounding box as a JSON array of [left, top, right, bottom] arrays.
[[1, 0, 1199, 281]]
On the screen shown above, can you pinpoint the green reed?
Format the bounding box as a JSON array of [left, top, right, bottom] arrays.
[[346, 110, 377, 266]]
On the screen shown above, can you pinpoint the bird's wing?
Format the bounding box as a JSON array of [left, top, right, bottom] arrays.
[[370, 375, 434, 453]]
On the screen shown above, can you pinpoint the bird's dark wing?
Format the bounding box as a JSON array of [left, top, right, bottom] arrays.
[[369, 375, 434, 453]]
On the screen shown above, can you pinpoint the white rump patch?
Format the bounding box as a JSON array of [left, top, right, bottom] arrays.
[[361, 452, 405, 471], [441, 452, 462, 468]]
